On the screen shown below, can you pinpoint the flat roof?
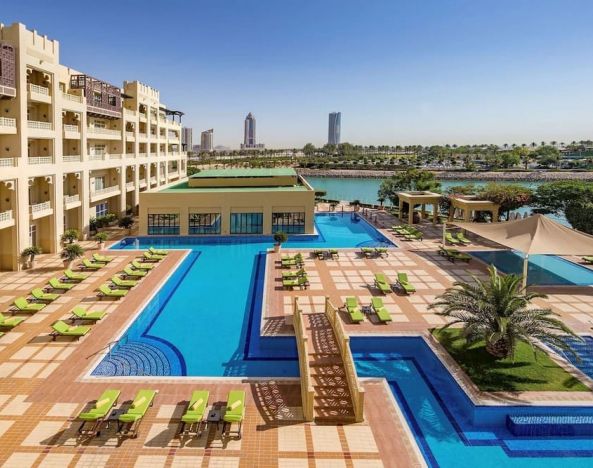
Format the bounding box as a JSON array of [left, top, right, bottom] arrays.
[[159, 182, 308, 193], [189, 168, 297, 179]]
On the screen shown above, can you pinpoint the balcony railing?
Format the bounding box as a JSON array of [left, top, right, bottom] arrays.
[[30, 201, 51, 215], [62, 92, 83, 103], [124, 108, 136, 118], [150, 177, 157, 185], [28, 83, 50, 96], [137, 152, 147, 158], [126, 131, 135, 139], [88, 127, 120, 137], [139, 179, 147, 188], [0, 158, 16, 167], [149, 152, 157, 157], [27, 120, 53, 130], [63, 155, 81, 162], [169, 170, 179, 178], [92, 186, 120, 197], [63, 124, 80, 134], [64, 194, 80, 205], [28, 156, 53, 165], [126, 181, 135, 190], [0, 117, 17, 129], [0, 210, 13, 223], [109, 153, 122, 159], [89, 154, 106, 161]]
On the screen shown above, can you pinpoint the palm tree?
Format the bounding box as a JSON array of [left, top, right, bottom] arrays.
[[429, 266, 580, 359]]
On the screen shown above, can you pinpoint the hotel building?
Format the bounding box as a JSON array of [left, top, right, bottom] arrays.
[[0, 22, 187, 270], [328, 111, 341, 145], [200, 129, 214, 152]]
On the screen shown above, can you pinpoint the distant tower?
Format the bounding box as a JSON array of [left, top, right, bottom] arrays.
[[181, 127, 193, 151], [328, 112, 341, 145], [200, 129, 214, 152], [244, 112, 256, 147]]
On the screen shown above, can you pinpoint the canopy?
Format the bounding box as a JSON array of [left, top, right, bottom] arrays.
[[449, 214, 593, 255]]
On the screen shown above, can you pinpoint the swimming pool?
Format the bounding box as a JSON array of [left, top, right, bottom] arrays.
[[470, 250, 593, 286]]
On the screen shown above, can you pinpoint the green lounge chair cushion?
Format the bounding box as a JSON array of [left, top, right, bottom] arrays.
[[445, 233, 460, 245], [14, 297, 45, 311], [582, 256, 593, 264], [345, 297, 364, 322], [99, 284, 128, 297], [374, 274, 392, 294], [0, 313, 24, 328], [52, 320, 91, 337], [398, 272, 416, 293], [49, 277, 74, 290], [78, 389, 120, 420], [64, 269, 89, 281], [72, 306, 106, 321], [181, 390, 210, 423], [82, 258, 103, 269], [93, 253, 114, 263], [144, 252, 164, 261], [119, 390, 157, 423], [223, 390, 245, 423], [31, 288, 59, 301], [124, 266, 147, 277], [111, 276, 138, 288], [132, 260, 155, 270], [149, 247, 169, 255], [371, 297, 392, 322]]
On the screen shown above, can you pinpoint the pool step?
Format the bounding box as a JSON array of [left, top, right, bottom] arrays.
[[310, 365, 346, 378], [92, 341, 171, 376]]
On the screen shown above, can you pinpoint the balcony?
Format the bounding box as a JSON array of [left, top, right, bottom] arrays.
[[30, 201, 53, 220], [63, 123, 81, 139], [149, 152, 157, 157], [124, 108, 137, 120], [168, 170, 179, 179], [87, 127, 121, 140], [150, 177, 157, 185], [63, 155, 81, 163], [89, 154, 106, 161], [126, 131, 135, 141], [62, 92, 83, 104], [0, 158, 17, 168], [0, 117, 17, 135], [28, 156, 53, 165], [64, 194, 81, 210], [27, 120, 53, 135], [137, 152, 147, 158], [126, 181, 135, 191], [90, 185, 121, 202], [139, 113, 147, 122], [61, 92, 84, 111], [0, 210, 15, 229], [28, 83, 51, 103], [139, 179, 147, 189]]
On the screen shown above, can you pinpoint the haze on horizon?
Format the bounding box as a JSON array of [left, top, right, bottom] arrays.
[[4, 0, 593, 149]]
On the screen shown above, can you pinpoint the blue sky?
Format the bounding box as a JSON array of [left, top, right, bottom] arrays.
[[4, 0, 593, 148]]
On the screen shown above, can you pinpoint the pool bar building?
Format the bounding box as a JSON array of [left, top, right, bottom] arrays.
[[139, 168, 316, 235]]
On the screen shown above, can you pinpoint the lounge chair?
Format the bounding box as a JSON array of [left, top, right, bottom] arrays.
[[282, 268, 306, 279], [48, 277, 75, 291], [31, 288, 59, 302], [131, 260, 155, 270], [329, 249, 339, 259], [64, 269, 90, 282], [456, 232, 471, 245], [143, 251, 165, 262], [13, 297, 45, 312], [375, 247, 389, 257], [77, 389, 121, 437], [223, 390, 245, 439], [98, 284, 128, 299], [0, 332, 3, 338], [445, 232, 460, 246], [0, 313, 24, 329], [397, 272, 416, 294], [71, 306, 106, 322], [281, 254, 303, 268], [345, 297, 365, 323], [93, 253, 114, 263], [111, 275, 139, 289], [81, 258, 104, 270], [582, 256, 593, 265], [281, 253, 303, 262], [361, 247, 376, 258], [117, 389, 158, 438], [371, 297, 392, 323], [51, 320, 91, 340], [283, 275, 309, 290], [374, 273, 392, 295], [403, 229, 423, 241], [312, 249, 327, 260], [439, 246, 472, 263], [149, 246, 169, 256], [179, 390, 210, 436], [123, 266, 147, 278], [392, 225, 410, 235]]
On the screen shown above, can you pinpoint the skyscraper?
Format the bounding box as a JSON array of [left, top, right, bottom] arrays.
[[328, 112, 341, 145], [200, 129, 214, 152], [240, 112, 265, 149], [181, 127, 193, 151]]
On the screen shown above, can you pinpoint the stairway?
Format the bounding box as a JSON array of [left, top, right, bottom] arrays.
[[92, 341, 172, 376], [303, 313, 356, 423]]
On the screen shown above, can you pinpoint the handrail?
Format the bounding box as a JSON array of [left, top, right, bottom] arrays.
[[293, 297, 315, 421], [324, 297, 365, 422]]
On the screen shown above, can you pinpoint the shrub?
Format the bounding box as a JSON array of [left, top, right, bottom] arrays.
[[95, 232, 108, 243], [21, 246, 41, 260], [273, 231, 288, 245], [61, 229, 79, 244], [118, 216, 134, 229], [60, 243, 85, 262]]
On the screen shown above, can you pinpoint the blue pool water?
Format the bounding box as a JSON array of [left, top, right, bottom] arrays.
[[553, 336, 593, 381], [470, 250, 593, 286]]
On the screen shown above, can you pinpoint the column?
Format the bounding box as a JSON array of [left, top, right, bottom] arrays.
[[408, 202, 414, 225], [118, 167, 126, 215]]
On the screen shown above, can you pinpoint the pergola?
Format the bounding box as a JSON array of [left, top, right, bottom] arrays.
[[396, 191, 440, 225], [448, 195, 500, 223]]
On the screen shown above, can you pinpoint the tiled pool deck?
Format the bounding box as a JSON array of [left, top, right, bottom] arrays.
[[0, 211, 593, 467]]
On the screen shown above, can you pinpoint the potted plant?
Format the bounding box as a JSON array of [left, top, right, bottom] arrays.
[[20, 246, 41, 269], [95, 232, 108, 250], [351, 199, 361, 212], [273, 231, 288, 253], [61, 228, 79, 245], [60, 243, 84, 269], [118, 215, 134, 235], [377, 196, 386, 210]]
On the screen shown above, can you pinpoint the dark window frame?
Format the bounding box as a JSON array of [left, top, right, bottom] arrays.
[[188, 212, 221, 235], [272, 212, 306, 234], [148, 213, 180, 235], [230, 212, 263, 235]]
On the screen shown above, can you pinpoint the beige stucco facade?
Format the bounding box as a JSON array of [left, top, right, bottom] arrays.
[[0, 22, 187, 270], [448, 196, 500, 222]]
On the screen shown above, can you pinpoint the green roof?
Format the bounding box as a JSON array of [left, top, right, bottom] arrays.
[[160, 182, 309, 193], [189, 168, 297, 179]]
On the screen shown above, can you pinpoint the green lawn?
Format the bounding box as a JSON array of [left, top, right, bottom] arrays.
[[432, 328, 588, 392]]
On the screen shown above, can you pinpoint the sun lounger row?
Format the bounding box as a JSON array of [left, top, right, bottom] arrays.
[[50, 305, 107, 340], [374, 272, 416, 295], [445, 231, 471, 246], [344, 296, 393, 323], [97, 249, 160, 299], [312, 249, 339, 260], [282, 267, 309, 289], [78, 389, 245, 440], [438, 246, 473, 263], [582, 256, 593, 265], [360, 247, 389, 258], [392, 225, 423, 241]]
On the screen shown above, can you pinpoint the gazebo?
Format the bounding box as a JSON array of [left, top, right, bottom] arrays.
[[396, 191, 441, 225], [449, 214, 593, 288], [448, 195, 500, 223]]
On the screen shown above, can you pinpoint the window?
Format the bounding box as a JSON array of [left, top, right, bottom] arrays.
[[148, 213, 180, 235], [272, 212, 306, 234], [189, 213, 221, 235], [230, 212, 263, 235], [93, 120, 106, 129], [95, 202, 108, 217], [93, 91, 102, 106], [94, 176, 105, 191], [107, 95, 116, 106]]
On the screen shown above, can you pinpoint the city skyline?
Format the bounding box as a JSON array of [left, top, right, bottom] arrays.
[[4, 0, 593, 148]]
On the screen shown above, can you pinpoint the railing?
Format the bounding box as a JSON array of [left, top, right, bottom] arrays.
[[168, 171, 179, 178], [62, 92, 83, 103], [87, 127, 120, 137], [28, 83, 50, 96], [63, 124, 80, 133], [27, 120, 53, 130], [64, 194, 80, 205], [126, 131, 135, 138], [126, 181, 135, 190], [89, 154, 105, 161], [139, 179, 147, 188], [63, 155, 81, 162], [293, 297, 315, 421], [124, 108, 136, 118], [0, 210, 13, 223], [109, 153, 122, 159], [0, 117, 16, 128], [150, 177, 157, 184], [28, 156, 53, 165], [0, 158, 16, 167], [149, 152, 157, 157], [137, 152, 147, 158], [91, 186, 120, 197], [30, 201, 51, 214], [324, 297, 365, 423]]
